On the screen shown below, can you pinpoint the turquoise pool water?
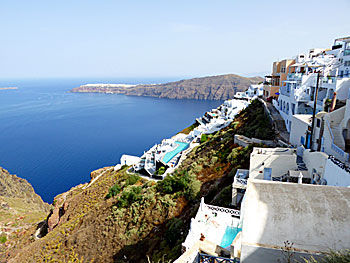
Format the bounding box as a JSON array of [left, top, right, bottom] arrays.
[[220, 226, 242, 248], [162, 141, 189, 163]]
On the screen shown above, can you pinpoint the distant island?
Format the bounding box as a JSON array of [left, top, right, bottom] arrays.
[[0, 87, 18, 90], [71, 74, 263, 100]]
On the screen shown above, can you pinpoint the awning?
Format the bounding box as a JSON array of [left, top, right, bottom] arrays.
[[290, 63, 306, 67]]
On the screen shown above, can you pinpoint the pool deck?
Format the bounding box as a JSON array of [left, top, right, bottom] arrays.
[[183, 199, 241, 252], [162, 141, 189, 163]]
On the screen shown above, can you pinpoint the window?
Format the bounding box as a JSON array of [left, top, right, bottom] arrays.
[[345, 61, 350, 67], [316, 118, 321, 128]]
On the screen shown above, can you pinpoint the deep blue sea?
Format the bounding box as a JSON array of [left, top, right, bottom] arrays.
[[0, 78, 222, 202]]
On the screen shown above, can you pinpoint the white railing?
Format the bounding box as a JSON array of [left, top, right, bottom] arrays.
[[325, 120, 348, 161], [205, 204, 240, 217], [234, 177, 248, 186], [328, 155, 350, 173]]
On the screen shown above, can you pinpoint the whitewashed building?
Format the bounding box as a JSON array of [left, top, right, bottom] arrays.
[[240, 179, 350, 263], [235, 84, 263, 100], [276, 37, 350, 133]]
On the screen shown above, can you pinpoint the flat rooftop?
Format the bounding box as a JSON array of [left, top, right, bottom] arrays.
[[252, 147, 296, 156], [242, 179, 350, 253], [293, 114, 312, 124]]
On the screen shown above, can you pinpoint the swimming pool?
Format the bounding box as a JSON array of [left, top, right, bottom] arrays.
[[162, 141, 189, 163], [220, 226, 242, 248]]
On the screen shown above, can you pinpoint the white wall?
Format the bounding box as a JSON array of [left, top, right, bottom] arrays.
[[324, 158, 350, 187], [249, 154, 297, 180], [303, 150, 328, 177], [335, 79, 350, 100], [120, 155, 140, 166], [290, 115, 309, 147]]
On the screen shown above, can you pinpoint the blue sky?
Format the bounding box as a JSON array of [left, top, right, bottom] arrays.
[[1, 0, 350, 78]]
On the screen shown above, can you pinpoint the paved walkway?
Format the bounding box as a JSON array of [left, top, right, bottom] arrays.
[[259, 99, 290, 143]]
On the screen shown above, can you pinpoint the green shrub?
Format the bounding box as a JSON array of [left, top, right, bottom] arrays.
[[0, 235, 7, 244], [227, 145, 253, 168], [156, 171, 200, 201], [165, 218, 184, 245], [125, 174, 140, 186], [200, 134, 208, 143], [156, 166, 166, 175], [106, 184, 121, 199], [117, 186, 142, 208], [121, 164, 129, 170]]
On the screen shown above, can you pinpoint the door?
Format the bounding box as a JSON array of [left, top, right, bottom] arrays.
[[264, 168, 272, 180]]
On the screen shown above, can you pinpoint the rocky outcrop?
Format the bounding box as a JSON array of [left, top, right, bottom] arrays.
[[47, 201, 69, 232], [71, 74, 263, 100], [0, 167, 49, 211]]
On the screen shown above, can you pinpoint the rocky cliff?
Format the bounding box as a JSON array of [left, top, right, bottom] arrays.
[[71, 74, 263, 100], [0, 168, 49, 259]]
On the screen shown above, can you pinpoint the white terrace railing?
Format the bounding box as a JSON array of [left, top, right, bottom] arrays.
[[233, 177, 248, 186], [325, 120, 349, 162], [205, 204, 241, 217]]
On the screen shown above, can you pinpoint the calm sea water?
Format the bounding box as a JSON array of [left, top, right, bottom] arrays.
[[0, 78, 222, 202]]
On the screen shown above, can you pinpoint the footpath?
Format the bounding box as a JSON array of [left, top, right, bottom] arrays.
[[258, 98, 290, 143]]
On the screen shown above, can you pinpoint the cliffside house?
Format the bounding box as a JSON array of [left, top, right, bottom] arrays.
[[235, 84, 263, 100], [263, 59, 295, 100]]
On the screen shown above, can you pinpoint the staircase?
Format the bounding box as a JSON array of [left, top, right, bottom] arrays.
[[330, 121, 345, 150]]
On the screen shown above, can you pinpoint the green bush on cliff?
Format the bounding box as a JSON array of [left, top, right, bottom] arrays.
[[165, 218, 184, 246], [0, 235, 7, 244], [106, 184, 121, 199], [227, 145, 253, 168], [125, 174, 140, 186], [157, 171, 200, 201], [117, 186, 142, 208], [200, 134, 208, 143]]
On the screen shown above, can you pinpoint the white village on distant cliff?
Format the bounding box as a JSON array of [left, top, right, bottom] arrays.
[[113, 36, 350, 263]]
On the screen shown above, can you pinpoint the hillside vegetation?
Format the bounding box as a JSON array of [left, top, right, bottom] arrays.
[[2, 99, 274, 263], [71, 74, 263, 100]]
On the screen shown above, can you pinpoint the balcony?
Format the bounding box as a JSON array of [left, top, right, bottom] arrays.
[[279, 85, 290, 97], [233, 169, 249, 189], [321, 76, 336, 84], [287, 73, 303, 81]]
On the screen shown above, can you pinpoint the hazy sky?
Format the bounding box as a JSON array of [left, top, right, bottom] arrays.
[[1, 0, 350, 78]]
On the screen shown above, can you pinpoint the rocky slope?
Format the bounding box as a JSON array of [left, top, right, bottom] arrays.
[[0, 168, 49, 259], [2, 100, 274, 263], [71, 74, 263, 100]]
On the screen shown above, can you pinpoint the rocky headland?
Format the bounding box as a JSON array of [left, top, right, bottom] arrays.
[[71, 74, 263, 100]]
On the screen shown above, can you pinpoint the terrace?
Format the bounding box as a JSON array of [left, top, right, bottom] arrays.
[[182, 198, 241, 260]]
